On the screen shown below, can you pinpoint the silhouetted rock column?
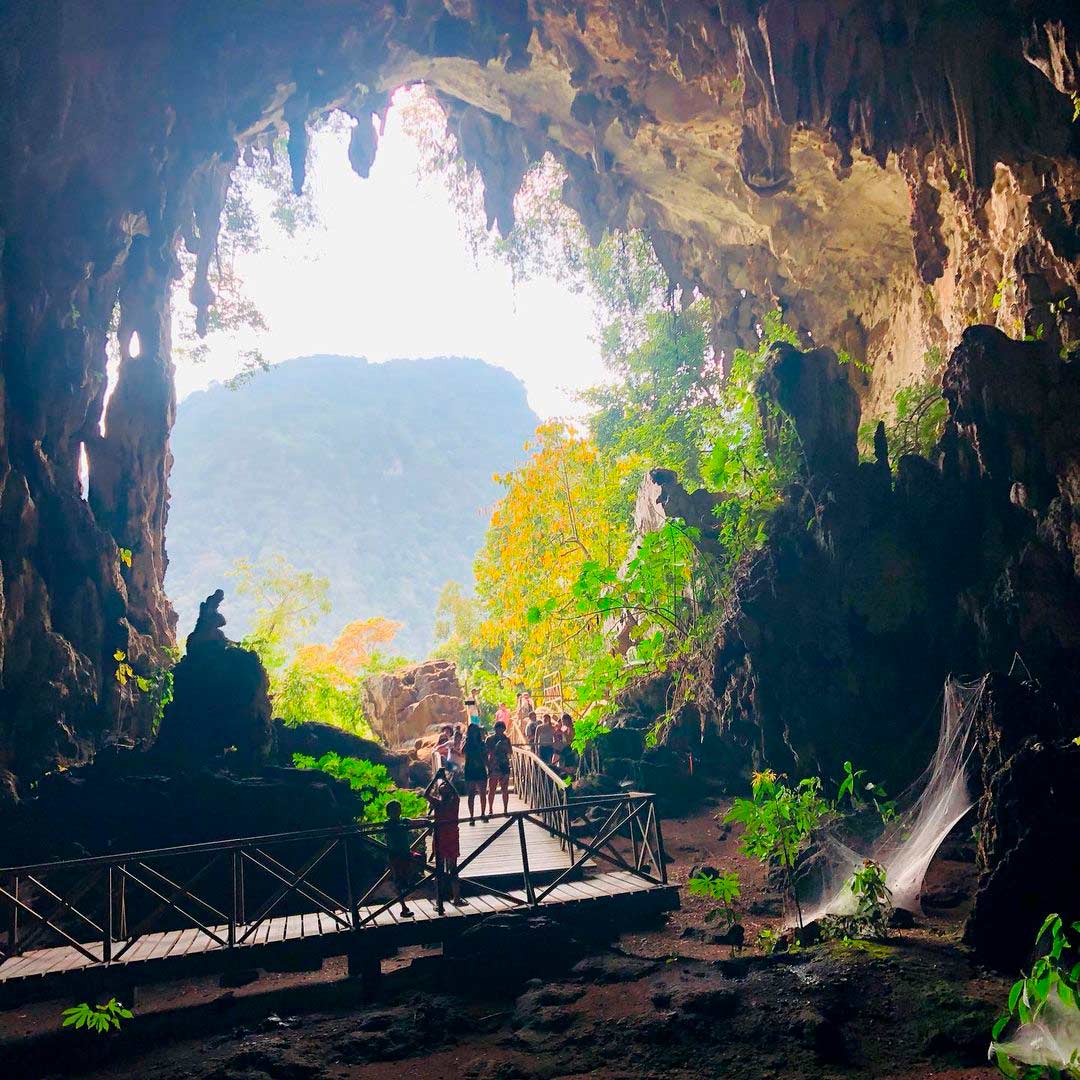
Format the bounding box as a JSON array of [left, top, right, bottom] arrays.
[[154, 591, 272, 770], [965, 674, 1080, 971]]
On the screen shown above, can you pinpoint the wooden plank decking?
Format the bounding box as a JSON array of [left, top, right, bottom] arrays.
[[0, 759, 679, 1002], [0, 871, 675, 990], [454, 792, 571, 879]]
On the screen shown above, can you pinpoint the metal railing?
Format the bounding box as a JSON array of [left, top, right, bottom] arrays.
[[0, 791, 668, 974]]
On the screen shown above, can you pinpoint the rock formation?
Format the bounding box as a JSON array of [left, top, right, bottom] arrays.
[[614, 328, 1079, 792], [965, 673, 1080, 972], [360, 659, 468, 747], [154, 590, 273, 770], [1, 1, 1078, 790], [603, 327, 1080, 963]]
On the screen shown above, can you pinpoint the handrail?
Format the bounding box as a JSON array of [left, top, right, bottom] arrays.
[[0, 790, 648, 877], [511, 745, 570, 854], [0, 789, 669, 969]]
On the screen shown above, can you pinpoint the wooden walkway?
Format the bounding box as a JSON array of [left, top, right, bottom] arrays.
[[0, 751, 678, 1001], [454, 792, 572, 879], [0, 871, 665, 991]]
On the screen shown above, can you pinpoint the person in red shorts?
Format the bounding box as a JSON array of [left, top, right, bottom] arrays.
[[425, 768, 465, 914]]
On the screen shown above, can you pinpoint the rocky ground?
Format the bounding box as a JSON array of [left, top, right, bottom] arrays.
[[0, 802, 1007, 1080]]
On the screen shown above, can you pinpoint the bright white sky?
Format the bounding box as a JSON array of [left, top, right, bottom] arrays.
[[172, 100, 605, 419]]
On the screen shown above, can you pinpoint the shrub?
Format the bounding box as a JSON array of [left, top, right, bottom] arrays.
[[820, 859, 893, 941], [292, 752, 427, 823], [688, 869, 741, 932], [724, 770, 830, 929]]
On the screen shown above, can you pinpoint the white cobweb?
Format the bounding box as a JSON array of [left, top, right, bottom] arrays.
[[803, 674, 988, 923], [991, 991, 1080, 1074]]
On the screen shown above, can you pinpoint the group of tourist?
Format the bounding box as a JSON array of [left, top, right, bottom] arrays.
[[429, 716, 513, 822], [496, 693, 577, 769], [386, 686, 580, 918]]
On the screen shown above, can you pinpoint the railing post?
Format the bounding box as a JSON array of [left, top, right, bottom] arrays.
[[652, 800, 668, 885], [103, 866, 113, 964], [343, 835, 358, 930], [517, 816, 536, 906], [118, 869, 127, 940], [238, 849, 246, 925], [8, 874, 18, 956], [229, 850, 238, 948], [629, 797, 642, 871]]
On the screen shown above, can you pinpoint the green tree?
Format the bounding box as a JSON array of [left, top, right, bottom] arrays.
[[228, 554, 331, 672], [581, 299, 719, 488]]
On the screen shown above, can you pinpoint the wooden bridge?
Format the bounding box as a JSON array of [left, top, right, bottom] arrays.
[[0, 748, 678, 1002]]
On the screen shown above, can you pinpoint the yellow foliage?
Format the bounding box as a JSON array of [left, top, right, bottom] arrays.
[[474, 422, 637, 689]]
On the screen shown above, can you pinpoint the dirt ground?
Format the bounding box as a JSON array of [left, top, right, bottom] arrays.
[[0, 800, 1007, 1080]]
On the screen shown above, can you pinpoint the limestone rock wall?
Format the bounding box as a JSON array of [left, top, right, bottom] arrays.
[[617, 328, 1080, 798], [1, 0, 1078, 787]]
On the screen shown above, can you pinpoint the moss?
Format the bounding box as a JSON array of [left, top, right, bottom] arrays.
[[825, 938, 896, 961]]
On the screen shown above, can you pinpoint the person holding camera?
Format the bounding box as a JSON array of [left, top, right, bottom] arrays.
[[424, 767, 464, 914]]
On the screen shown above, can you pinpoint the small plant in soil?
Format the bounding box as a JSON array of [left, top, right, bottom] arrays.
[[62, 998, 133, 1035], [756, 927, 781, 956], [725, 769, 829, 929], [688, 869, 742, 952], [836, 760, 897, 825], [820, 859, 893, 942], [991, 913, 1080, 1079]]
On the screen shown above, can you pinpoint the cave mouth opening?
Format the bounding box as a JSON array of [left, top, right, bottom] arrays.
[[160, 85, 616, 668]]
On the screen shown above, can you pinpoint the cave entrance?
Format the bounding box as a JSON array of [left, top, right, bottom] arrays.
[[162, 86, 607, 668]]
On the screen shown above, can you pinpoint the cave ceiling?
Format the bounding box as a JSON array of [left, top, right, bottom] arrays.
[[0, 0, 1079, 779]]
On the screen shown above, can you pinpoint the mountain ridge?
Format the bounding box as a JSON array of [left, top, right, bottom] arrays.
[[166, 354, 537, 657]]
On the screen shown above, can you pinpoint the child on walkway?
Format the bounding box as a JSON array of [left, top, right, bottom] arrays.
[[383, 799, 417, 919]]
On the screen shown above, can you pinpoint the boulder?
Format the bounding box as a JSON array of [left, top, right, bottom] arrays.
[[360, 660, 468, 746], [600, 727, 645, 761], [446, 915, 584, 985], [965, 674, 1080, 971]]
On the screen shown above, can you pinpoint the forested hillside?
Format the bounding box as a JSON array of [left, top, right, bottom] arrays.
[[166, 355, 537, 657]]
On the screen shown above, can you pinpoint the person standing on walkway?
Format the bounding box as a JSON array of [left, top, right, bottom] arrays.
[[425, 767, 464, 914], [535, 713, 556, 765], [466, 689, 482, 727], [517, 691, 534, 730], [486, 720, 513, 815], [551, 714, 567, 766], [524, 710, 539, 753], [463, 722, 489, 823], [382, 800, 417, 919], [558, 714, 578, 769], [444, 726, 465, 777]]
